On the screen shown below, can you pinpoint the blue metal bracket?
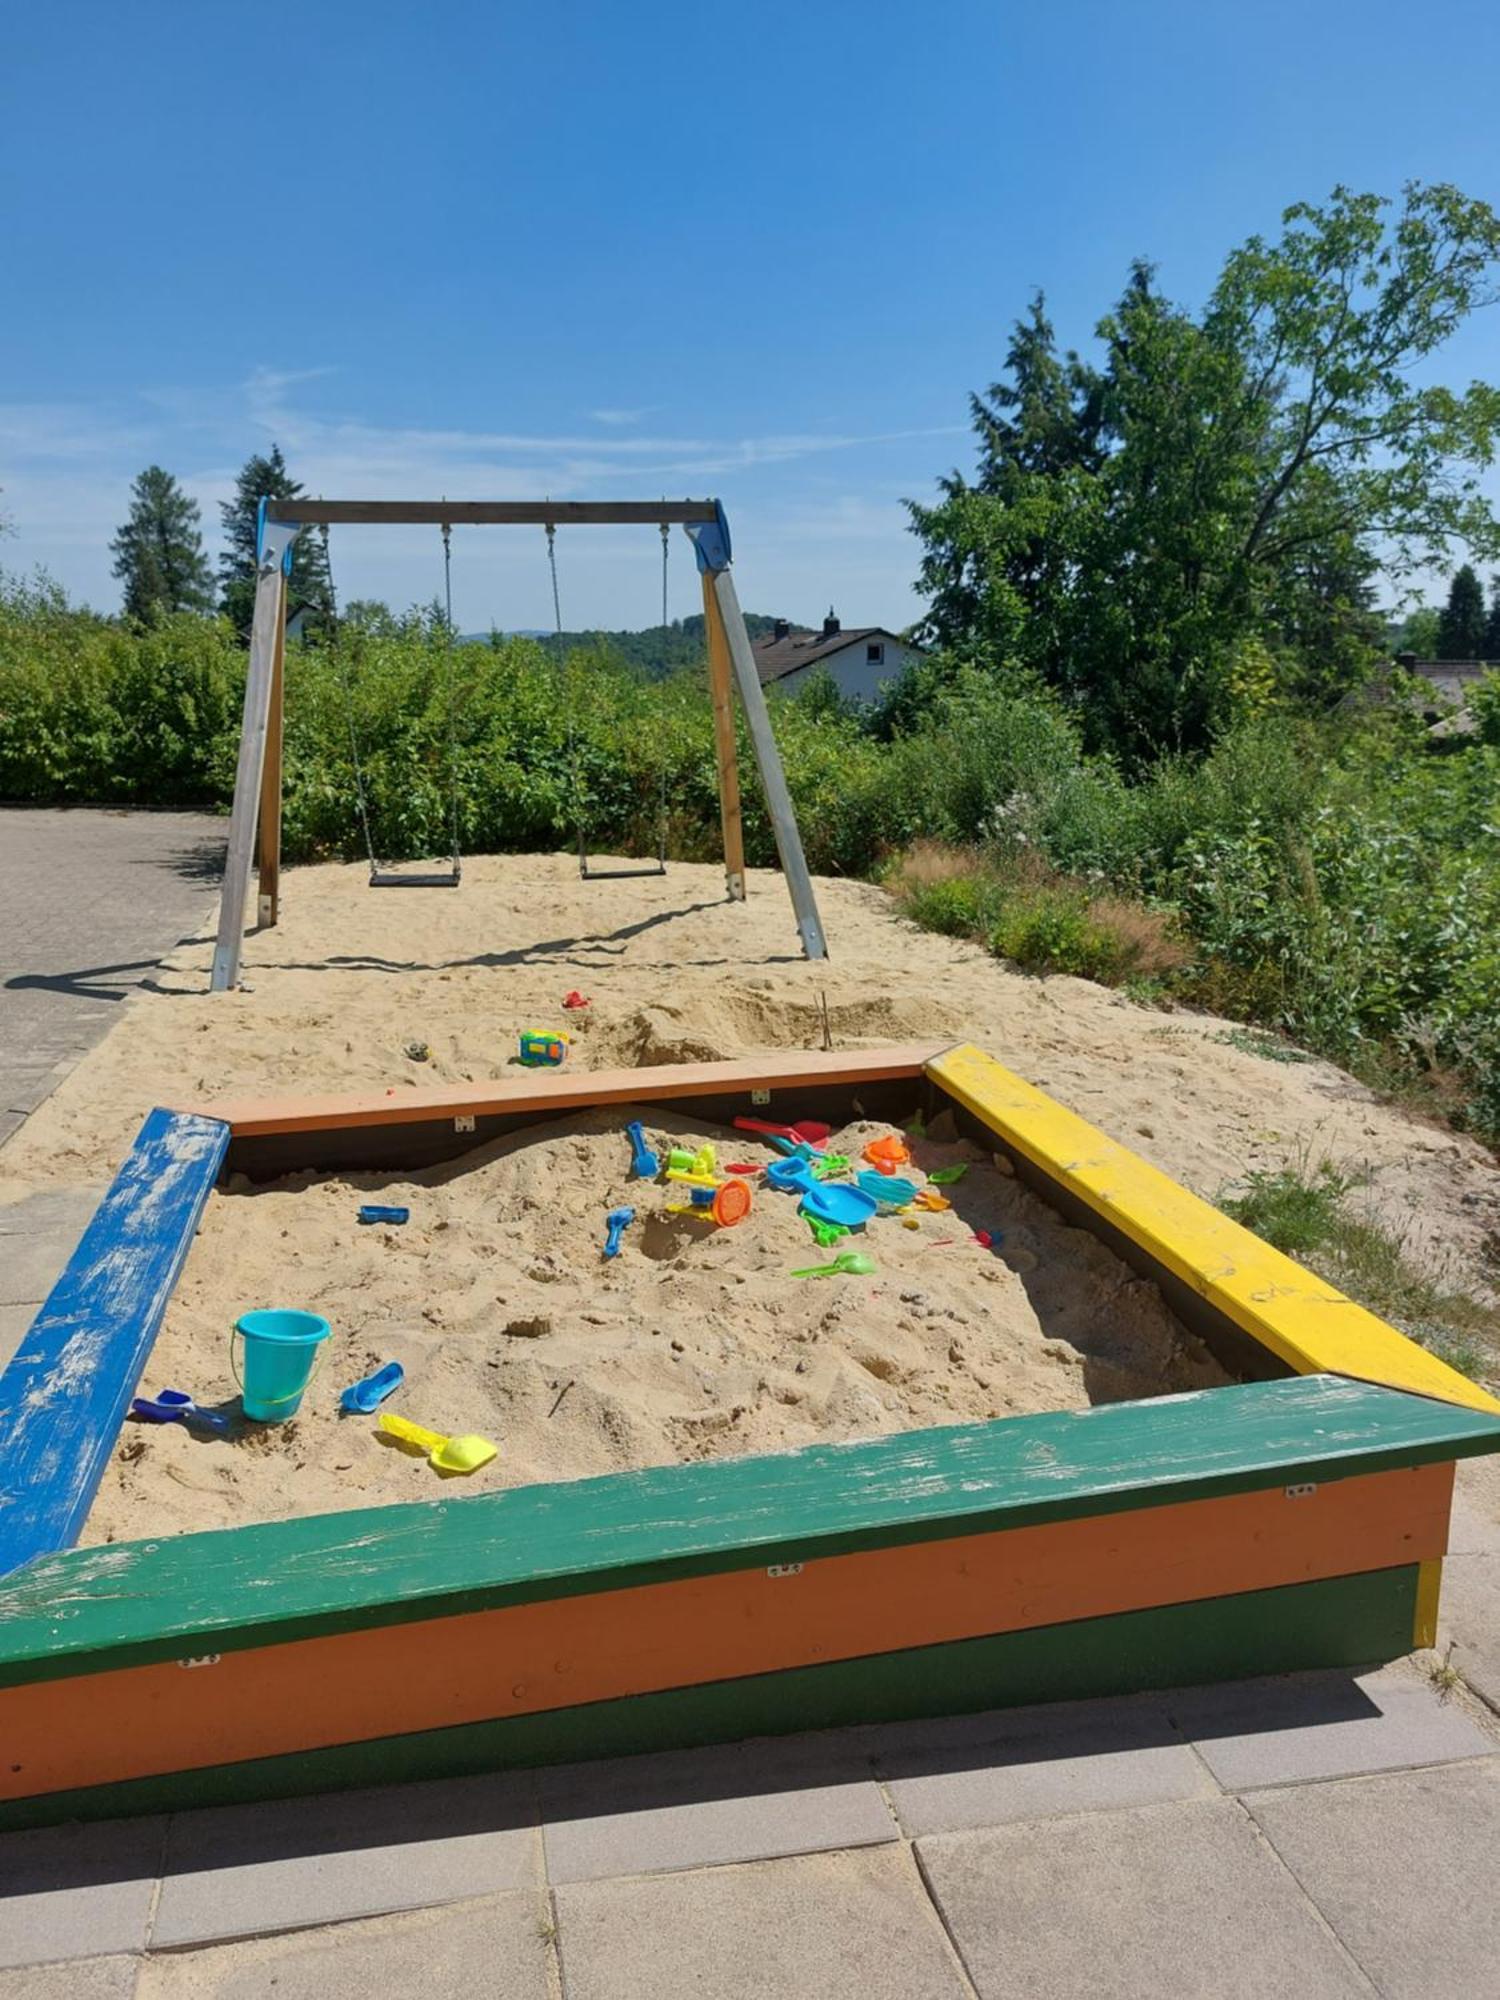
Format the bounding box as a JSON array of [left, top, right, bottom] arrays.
[[254, 497, 303, 577], [689, 500, 732, 574]]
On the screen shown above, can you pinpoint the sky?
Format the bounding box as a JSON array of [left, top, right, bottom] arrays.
[[2, 0, 1498, 633]]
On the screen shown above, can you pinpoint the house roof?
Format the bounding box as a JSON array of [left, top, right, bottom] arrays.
[[751, 625, 914, 686]]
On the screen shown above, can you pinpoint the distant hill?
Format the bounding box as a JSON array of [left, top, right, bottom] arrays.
[[477, 612, 783, 680]]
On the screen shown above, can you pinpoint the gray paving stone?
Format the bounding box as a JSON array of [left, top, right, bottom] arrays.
[[0, 1190, 101, 1239], [918, 1798, 1370, 1998], [1169, 1664, 1493, 1790], [1440, 1551, 1500, 1712], [0, 1960, 138, 1998], [0, 1111, 25, 1153], [555, 1845, 969, 1999], [0, 1233, 74, 1307], [540, 1735, 894, 1885], [1248, 1761, 1500, 1996], [0, 1302, 35, 1371], [136, 1893, 551, 1998], [878, 1698, 1213, 1834], [152, 1773, 539, 1948], [0, 1816, 165, 1970]]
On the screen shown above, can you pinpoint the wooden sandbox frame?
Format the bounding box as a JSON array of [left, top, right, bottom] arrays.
[[2, 1041, 1498, 1830]]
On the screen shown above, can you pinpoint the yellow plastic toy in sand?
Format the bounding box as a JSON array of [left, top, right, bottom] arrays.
[[378, 1411, 497, 1474]]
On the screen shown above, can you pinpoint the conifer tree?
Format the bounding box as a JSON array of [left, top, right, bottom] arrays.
[[218, 444, 331, 639], [1484, 576, 1500, 659], [1437, 563, 1487, 659], [109, 466, 213, 621]]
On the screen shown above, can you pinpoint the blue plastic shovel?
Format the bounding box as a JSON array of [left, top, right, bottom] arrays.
[[130, 1389, 232, 1435], [339, 1361, 405, 1414]]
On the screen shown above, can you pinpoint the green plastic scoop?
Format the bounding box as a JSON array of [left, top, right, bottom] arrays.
[[790, 1251, 877, 1278], [928, 1164, 970, 1185]]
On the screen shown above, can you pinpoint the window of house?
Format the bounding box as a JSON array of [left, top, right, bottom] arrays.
[[866, 642, 884, 665]]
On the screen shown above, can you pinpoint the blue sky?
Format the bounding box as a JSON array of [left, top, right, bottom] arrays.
[[3, 0, 1498, 631]]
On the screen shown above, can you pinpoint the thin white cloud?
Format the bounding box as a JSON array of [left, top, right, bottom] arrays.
[[589, 407, 653, 427]]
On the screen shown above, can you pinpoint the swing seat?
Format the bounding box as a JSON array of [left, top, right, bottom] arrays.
[[579, 856, 667, 882], [369, 863, 462, 888]]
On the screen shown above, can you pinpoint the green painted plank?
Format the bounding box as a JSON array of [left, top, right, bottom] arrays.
[[0, 1566, 1419, 1831], [1, 1376, 1492, 1688]]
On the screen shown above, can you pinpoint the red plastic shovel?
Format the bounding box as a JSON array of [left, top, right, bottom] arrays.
[[733, 1115, 832, 1149]]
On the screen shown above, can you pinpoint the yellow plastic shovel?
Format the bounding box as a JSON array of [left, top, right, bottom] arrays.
[[378, 1411, 497, 1474]]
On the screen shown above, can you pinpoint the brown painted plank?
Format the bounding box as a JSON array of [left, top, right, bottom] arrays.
[[184, 1044, 948, 1138], [267, 501, 720, 527], [0, 1462, 1450, 1803]]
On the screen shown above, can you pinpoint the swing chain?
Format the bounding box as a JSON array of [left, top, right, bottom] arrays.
[[441, 522, 461, 869], [322, 524, 380, 876]]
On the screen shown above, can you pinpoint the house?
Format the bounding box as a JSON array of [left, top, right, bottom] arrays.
[[751, 611, 925, 704], [1393, 653, 1497, 737], [284, 601, 320, 643]]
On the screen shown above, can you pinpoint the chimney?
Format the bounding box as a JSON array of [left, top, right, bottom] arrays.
[[822, 606, 840, 638], [773, 617, 791, 641]]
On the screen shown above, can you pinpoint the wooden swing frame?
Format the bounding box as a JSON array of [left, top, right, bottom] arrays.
[[208, 498, 829, 991]]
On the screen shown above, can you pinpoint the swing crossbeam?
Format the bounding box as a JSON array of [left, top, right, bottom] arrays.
[[209, 497, 827, 993]]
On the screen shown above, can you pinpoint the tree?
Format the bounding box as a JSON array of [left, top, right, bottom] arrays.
[[218, 444, 331, 639], [109, 466, 213, 622], [1484, 576, 1500, 659], [1437, 564, 1487, 658], [911, 182, 1500, 764]]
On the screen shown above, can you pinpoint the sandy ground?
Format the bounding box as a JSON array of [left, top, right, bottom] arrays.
[[3, 851, 1496, 1539]]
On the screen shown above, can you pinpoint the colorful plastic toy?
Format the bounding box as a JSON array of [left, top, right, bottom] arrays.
[[862, 1134, 911, 1174], [725, 1162, 763, 1176], [666, 1179, 753, 1228], [625, 1120, 660, 1179], [733, 1116, 830, 1149], [603, 1205, 635, 1257], [232, 1309, 331, 1422], [129, 1389, 231, 1435], [562, 990, 591, 1009], [790, 1251, 876, 1278], [929, 1164, 970, 1186], [803, 1214, 849, 1248], [856, 1170, 919, 1208], [800, 1181, 878, 1230], [404, 1040, 431, 1062], [518, 1029, 569, 1067], [666, 1143, 717, 1177], [914, 1188, 951, 1211], [358, 1204, 410, 1225], [378, 1411, 496, 1474], [339, 1361, 404, 1414]]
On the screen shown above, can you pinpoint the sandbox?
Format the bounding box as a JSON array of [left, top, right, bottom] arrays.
[[3, 1041, 1499, 1829]]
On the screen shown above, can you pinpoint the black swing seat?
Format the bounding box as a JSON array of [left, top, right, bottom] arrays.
[[368, 863, 462, 888], [579, 856, 667, 881]]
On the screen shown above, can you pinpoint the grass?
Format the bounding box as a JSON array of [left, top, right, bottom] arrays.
[[1220, 1162, 1499, 1381], [1213, 1027, 1313, 1064]]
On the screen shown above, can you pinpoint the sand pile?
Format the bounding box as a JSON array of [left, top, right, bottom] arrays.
[[81, 1103, 1226, 1543]]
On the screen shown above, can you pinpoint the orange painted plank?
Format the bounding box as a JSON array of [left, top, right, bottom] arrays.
[[182, 1044, 948, 1138], [1, 1463, 1451, 1803]]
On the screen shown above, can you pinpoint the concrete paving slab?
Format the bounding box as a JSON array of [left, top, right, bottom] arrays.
[[539, 1735, 894, 1885], [0, 1961, 138, 1998], [153, 1773, 539, 1948], [0, 1233, 78, 1308], [555, 1845, 969, 2000], [0, 1190, 102, 1238], [136, 1894, 552, 1999], [1440, 1552, 1500, 1713], [917, 1798, 1370, 1999], [0, 1816, 166, 1970], [1168, 1664, 1493, 1790], [1247, 1761, 1500, 1997], [0, 1302, 35, 1372], [878, 1699, 1213, 1835]]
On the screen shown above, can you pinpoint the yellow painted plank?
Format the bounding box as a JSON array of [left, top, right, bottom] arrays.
[[1413, 1558, 1443, 1649], [928, 1043, 1500, 1417]]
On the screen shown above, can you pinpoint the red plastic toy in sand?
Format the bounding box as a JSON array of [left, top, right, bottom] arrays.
[[562, 990, 590, 1009]]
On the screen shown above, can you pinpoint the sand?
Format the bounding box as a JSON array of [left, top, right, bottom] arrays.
[[2, 850, 1494, 1540]]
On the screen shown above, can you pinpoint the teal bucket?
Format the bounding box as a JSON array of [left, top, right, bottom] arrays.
[[232, 1309, 331, 1422]]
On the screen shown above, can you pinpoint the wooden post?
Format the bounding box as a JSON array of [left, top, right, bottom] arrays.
[[710, 568, 828, 960], [210, 560, 287, 991], [255, 602, 286, 929], [701, 570, 746, 901]]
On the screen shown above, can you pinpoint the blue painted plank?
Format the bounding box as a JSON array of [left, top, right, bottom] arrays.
[[0, 1110, 228, 1576]]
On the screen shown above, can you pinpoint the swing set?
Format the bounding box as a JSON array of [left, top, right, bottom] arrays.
[[208, 499, 829, 992]]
